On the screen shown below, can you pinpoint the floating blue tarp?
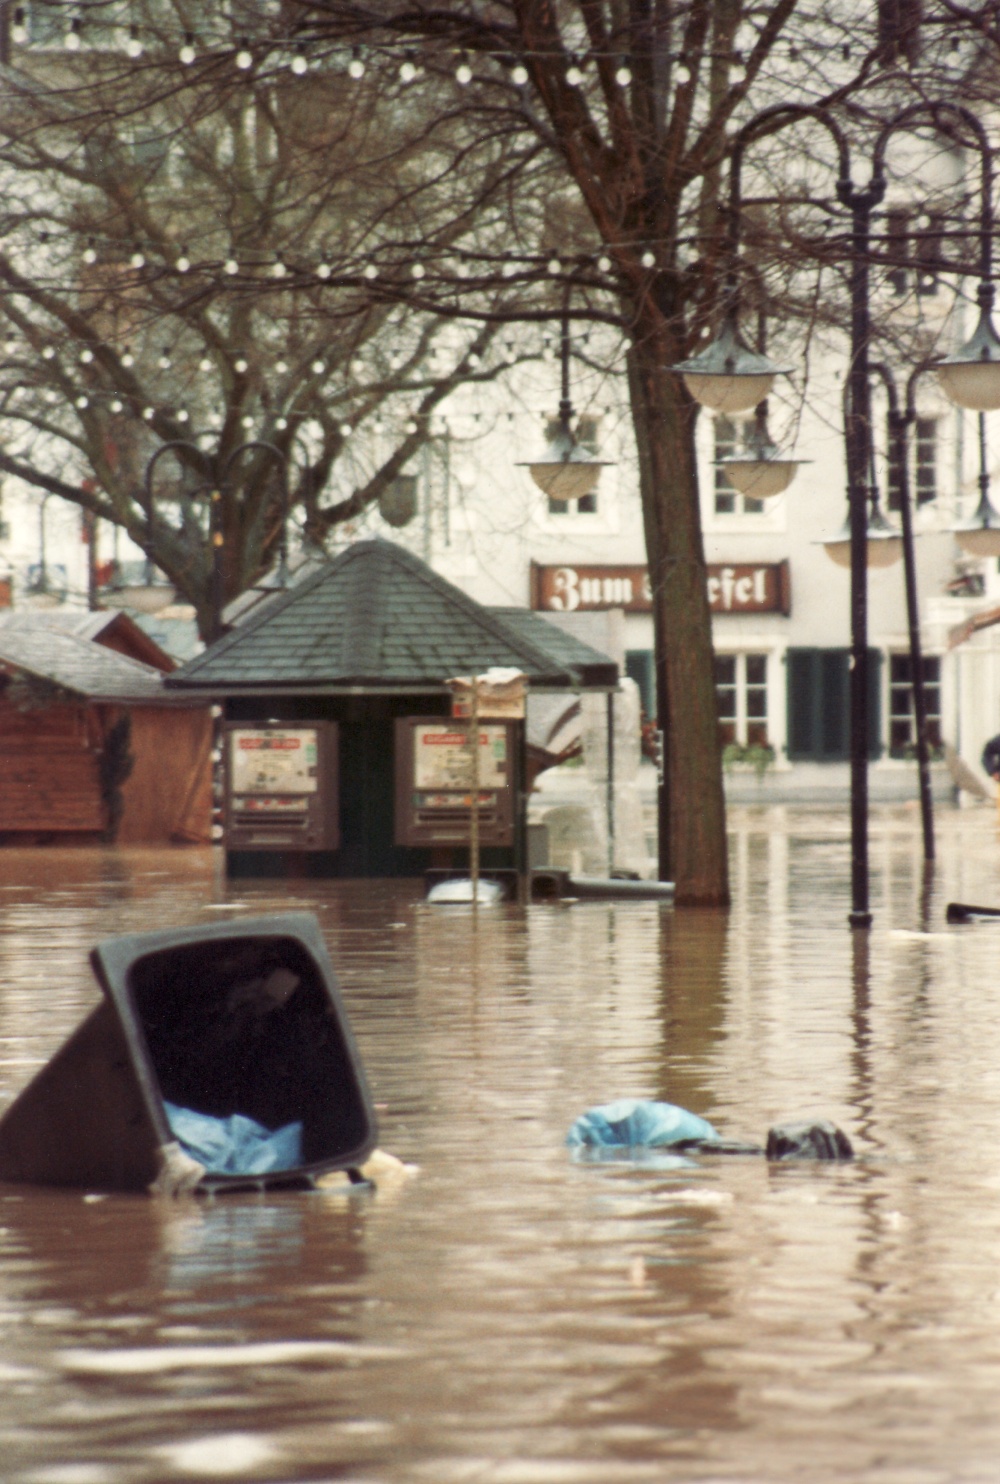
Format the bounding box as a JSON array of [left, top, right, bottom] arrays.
[[164, 1102, 303, 1176], [566, 1099, 719, 1152]]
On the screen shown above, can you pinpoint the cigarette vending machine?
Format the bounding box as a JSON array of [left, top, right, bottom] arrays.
[[394, 716, 515, 848], [223, 722, 339, 850]]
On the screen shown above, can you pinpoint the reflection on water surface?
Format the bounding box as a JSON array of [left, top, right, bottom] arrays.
[[1, 807, 1000, 1479]]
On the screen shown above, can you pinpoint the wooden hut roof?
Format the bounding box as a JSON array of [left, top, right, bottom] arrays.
[[0, 627, 178, 704], [0, 609, 176, 672], [167, 540, 618, 694]]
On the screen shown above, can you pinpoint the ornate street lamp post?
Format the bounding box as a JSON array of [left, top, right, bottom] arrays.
[[671, 101, 1000, 926]]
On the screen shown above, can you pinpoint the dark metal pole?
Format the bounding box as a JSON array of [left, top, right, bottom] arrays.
[[839, 179, 883, 928]]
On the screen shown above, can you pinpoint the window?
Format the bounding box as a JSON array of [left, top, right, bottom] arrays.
[[713, 416, 764, 515], [886, 207, 910, 296], [915, 417, 937, 503], [886, 415, 937, 510], [786, 648, 882, 761], [889, 654, 941, 757], [715, 653, 769, 748]]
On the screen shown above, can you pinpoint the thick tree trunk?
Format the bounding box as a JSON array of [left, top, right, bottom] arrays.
[[627, 323, 729, 907]]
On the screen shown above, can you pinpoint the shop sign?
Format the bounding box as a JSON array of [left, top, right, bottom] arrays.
[[531, 561, 790, 615]]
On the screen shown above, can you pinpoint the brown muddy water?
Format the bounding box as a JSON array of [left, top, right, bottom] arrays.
[[3, 804, 1000, 1482]]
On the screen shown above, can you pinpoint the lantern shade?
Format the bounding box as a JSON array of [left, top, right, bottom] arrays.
[[519, 424, 609, 501], [670, 317, 793, 415], [821, 510, 903, 569], [953, 523, 1000, 557], [718, 430, 808, 499], [951, 493, 1000, 556], [935, 306, 1000, 412]]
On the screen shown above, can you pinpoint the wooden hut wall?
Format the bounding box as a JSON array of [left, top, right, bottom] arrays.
[[117, 706, 213, 845], [0, 693, 104, 838]]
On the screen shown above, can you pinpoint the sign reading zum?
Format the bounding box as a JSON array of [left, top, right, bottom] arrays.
[[530, 561, 790, 615]]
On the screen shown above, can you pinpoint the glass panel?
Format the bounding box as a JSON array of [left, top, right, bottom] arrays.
[[745, 654, 767, 685]]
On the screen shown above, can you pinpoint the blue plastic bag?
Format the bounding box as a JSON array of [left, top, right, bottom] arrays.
[[164, 1101, 303, 1176], [567, 1099, 719, 1151]]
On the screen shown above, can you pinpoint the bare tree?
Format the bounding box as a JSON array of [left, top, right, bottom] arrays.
[[0, 0, 538, 635]]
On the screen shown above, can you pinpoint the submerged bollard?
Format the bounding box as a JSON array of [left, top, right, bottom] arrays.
[[0, 913, 377, 1195]]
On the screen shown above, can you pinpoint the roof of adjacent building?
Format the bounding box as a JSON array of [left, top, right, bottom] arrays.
[[0, 627, 182, 704], [0, 607, 176, 672], [167, 539, 618, 694]]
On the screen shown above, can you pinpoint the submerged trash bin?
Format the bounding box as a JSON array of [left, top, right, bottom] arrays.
[[0, 912, 377, 1194]]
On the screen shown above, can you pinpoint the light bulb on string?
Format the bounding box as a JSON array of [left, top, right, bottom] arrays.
[[42, 346, 56, 361], [75, 395, 89, 409], [339, 423, 352, 437], [276, 359, 289, 374], [399, 56, 417, 83], [3, 340, 16, 355], [121, 349, 134, 367], [598, 255, 612, 272], [179, 33, 196, 65], [125, 25, 143, 58], [142, 406, 155, 421], [615, 62, 632, 85], [363, 264, 379, 280], [65, 18, 81, 51], [176, 409, 189, 423], [316, 262, 331, 279], [511, 62, 528, 85], [241, 415, 254, 429], [455, 55, 472, 85], [411, 263, 425, 280], [547, 257, 561, 275], [79, 348, 94, 364], [110, 398, 123, 413], [455, 261, 470, 279], [641, 250, 656, 268], [82, 242, 97, 265], [290, 47, 308, 75], [198, 356, 213, 372], [311, 360, 327, 375], [406, 419, 418, 434], [158, 349, 172, 370], [12, 9, 27, 45], [348, 50, 365, 79], [130, 251, 146, 269], [566, 61, 583, 86], [224, 259, 239, 275], [176, 252, 190, 273], [234, 356, 248, 374], [271, 260, 287, 278], [235, 41, 253, 70]]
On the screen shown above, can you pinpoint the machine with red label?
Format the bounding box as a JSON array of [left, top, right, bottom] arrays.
[[393, 716, 516, 847], [223, 722, 339, 850]]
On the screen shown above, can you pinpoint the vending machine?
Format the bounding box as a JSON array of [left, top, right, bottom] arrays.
[[223, 722, 339, 851], [394, 716, 516, 848]]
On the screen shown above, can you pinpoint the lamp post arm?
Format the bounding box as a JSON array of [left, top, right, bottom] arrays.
[[871, 103, 994, 285], [728, 105, 853, 291], [220, 439, 292, 587], [143, 439, 215, 581]]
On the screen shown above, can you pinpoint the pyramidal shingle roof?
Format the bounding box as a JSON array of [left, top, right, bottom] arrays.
[[167, 540, 617, 693]]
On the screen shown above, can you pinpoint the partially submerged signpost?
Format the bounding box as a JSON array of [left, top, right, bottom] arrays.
[[437, 669, 526, 907]]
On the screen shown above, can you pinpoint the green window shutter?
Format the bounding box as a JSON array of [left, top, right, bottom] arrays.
[[786, 648, 881, 762]]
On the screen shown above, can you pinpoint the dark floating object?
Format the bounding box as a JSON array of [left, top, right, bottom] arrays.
[[0, 913, 377, 1195], [567, 1101, 852, 1162], [946, 901, 1000, 923], [765, 1120, 854, 1161]]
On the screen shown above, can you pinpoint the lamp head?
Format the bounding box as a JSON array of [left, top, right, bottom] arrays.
[[935, 289, 1000, 412], [670, 316, 793, 415]]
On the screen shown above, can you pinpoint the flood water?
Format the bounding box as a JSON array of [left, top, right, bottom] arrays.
[[3, 804, 1000, 1481]]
